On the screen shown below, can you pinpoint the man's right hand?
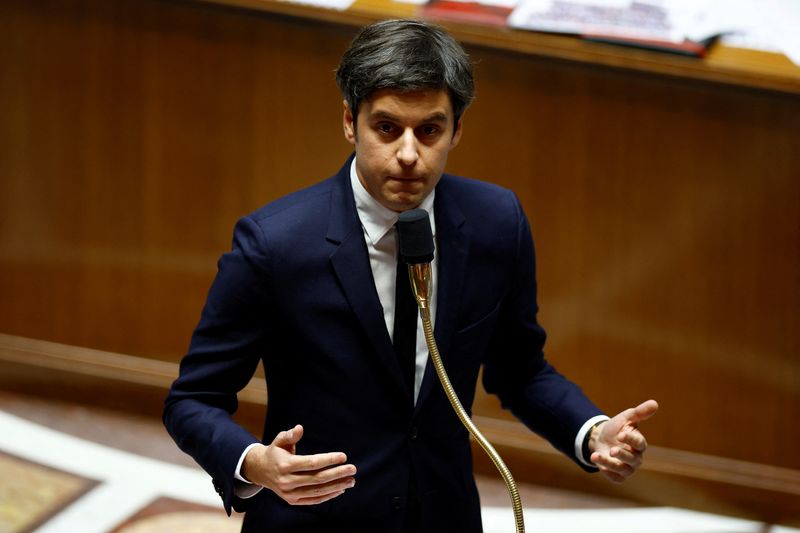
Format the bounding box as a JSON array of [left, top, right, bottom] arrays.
[[241, 424, 357, 505]]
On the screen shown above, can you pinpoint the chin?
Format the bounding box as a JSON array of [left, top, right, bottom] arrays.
[[385, 197, 421, 212]]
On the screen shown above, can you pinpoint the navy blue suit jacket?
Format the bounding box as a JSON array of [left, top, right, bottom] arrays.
[[164, 157, 602, 532]]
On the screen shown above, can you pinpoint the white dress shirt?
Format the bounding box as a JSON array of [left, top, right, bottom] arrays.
[[349, 158, 437, 403]]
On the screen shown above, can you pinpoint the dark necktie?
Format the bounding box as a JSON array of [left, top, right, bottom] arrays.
[[393, 245, 418, 395]]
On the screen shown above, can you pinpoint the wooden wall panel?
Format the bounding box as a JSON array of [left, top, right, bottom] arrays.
[[1, 0, 798, 509], [0, 0, 354, 358]]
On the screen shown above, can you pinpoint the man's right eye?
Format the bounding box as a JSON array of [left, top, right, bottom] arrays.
[[377, 123, 395, 135]]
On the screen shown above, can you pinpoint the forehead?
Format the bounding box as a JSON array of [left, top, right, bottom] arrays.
[[359, 89, 454, 122]]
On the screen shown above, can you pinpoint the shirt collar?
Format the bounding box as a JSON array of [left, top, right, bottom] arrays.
[[350, 157, 436, 246]]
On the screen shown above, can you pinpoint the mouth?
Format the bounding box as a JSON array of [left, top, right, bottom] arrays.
[[387, 177, 424, 194], [388, 175, 424, 183]]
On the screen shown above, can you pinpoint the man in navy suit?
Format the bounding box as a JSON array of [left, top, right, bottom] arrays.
[[164, 19, 658, 532]]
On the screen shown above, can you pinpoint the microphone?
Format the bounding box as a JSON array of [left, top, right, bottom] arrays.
[[396, 209, 434, 319], [396, 208, 434, 263]]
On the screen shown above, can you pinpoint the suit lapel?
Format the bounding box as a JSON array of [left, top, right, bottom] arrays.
[[327, 159, 410, 399], [415, 180, 469, 413]]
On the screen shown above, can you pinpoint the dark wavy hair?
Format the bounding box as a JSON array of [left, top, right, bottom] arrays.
[[335, 19, 475, 125]]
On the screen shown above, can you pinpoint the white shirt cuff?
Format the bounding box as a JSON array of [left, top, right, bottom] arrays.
[[574, 415, 610, 467], [234, 442, 264, 499]]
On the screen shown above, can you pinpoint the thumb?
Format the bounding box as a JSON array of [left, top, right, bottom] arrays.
[[272, 424, 304, 450], [627, 399, 659, 424]]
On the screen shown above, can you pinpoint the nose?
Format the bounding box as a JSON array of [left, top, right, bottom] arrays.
[[396, 128, 419, 167]]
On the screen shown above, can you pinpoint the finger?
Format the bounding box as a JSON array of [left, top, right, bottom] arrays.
[[627, 400, 659, 424], [297, 463, 358, 487], [272, 425, 304, 448], [591, 451, 634, 478], [302, 476, 355, 497], [276, 464, 355, 492], [598, 466, 626, 484], [293, 489, 347, 506], [285, 477, 356, 505], [609, 446, 642, 469], [276, 459, 356, 491], [292, 452, 351, 473], [619, 429, 648, 452]]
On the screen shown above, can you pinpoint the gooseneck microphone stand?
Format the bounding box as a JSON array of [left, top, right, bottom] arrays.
[[396, 209, 525, 533]]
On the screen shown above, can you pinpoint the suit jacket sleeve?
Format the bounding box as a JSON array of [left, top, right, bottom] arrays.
[[163, 215, 271, 514], [481, 193, 603, 471]]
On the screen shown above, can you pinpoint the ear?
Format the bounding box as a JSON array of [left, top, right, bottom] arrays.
[[449, 116, 464, 149], [343, 100, 356, 145]]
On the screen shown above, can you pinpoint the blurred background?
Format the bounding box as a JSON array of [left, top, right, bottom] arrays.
[[0, 0, 798, 531]]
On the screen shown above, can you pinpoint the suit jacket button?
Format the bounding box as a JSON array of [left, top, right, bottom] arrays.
[[410, 426, 418, 440], [392, 496, 403, 510]]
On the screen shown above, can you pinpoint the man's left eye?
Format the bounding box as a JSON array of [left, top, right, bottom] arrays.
[[420, 126, 439, 136]]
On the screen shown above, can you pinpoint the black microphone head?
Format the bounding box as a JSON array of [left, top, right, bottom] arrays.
[[396, 209, 434, 264]]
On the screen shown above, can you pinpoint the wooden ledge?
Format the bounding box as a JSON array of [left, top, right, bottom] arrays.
[[190, 0, 800, 95], [1, 333, 798, 523]]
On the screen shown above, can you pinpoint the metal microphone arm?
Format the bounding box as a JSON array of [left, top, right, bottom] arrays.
[[407, 263, 525, 533], [397, 209, 525, 533]]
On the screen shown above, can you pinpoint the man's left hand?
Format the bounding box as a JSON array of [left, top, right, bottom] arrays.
[[590, 399, 659, 483]]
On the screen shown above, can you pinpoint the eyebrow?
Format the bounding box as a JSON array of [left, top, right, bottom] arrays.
[[371, 110, 449, 124]]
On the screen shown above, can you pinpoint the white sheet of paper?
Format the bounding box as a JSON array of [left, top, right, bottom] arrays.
[[508, 0, 698, 42], [508, 0, 800, 65], [275, 0, 355, 11]]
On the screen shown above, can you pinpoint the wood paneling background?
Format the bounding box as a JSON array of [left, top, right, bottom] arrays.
[[1, 0, 798, 521], [461, 49, 800, 469]]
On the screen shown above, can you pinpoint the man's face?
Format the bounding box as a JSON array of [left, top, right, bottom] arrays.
[[343, 89, 463, 212]]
